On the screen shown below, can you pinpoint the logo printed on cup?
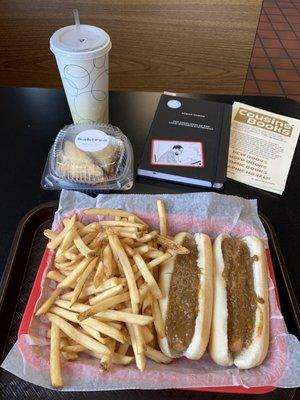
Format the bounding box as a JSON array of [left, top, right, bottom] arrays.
[[75, 129, 109, 152]]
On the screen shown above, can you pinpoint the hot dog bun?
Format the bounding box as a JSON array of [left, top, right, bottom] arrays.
[[209, 234, 269, 369], [158, 232, 213, 360]]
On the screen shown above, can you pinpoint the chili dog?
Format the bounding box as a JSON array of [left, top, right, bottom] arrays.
[[209, 234, 269, 369], [158, 232, 213, 359]]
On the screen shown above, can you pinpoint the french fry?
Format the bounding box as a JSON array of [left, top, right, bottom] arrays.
[[47, 215, 76, 250], [55, 257, 83, 270], [53, 253, 67, 264], [126, 323, 146, 371], [96, 310, 153, 325], [76, 221, 85, 229], [131, 264, 138, 274], [147, 253, 172, 268], [113, 354, 134, 365], [142, 290, 153, 315], [77, 292, 131, 321], [146, 322, 157, 348], [47, 328, 67, 339], [120, 325, 131, 343], [141, 326, 154, 344], [60, 291, 86, 302], [64, 251, 80, 261], [58, 268, 69, 276], [57, 232, 97, 260], [60, 277, 123, 301], [56, 226, 77, 257], [54, 299, 89, 312], [80, 231, 99, 245], [103, 244, 117, 278], [78, 222, 99, 235], [113, 227, 137, 233], [70, 258, 98, 306], [60, 337, 71, 357], [50, 305, 124, 343], [145, 346, 172, 364], [50, 323, 63, 387], [88, 232, 108, 251], [93, 260, 105, 288], [44, 229, 56, 240], [99, 220, 144, 229], [59, 334, 71, 350], [117, 342, 129, 356], [36, 287, 62, 316], [62, 351, 78, 361], [152, 298, 165, 339], [135, 245, 149, 254], [115, 231, 140, 240], [57, 258, 90, 289], [122, 242, 135, 257], [106, 321, 123, 330], [62, 344, 85, 353], [46, 312, 110, 354], [144, 249, 164, 259], [61, 341, 133, 366], [133, 252, 162, 299], [74, 233, 94, 258], [89, 283, 125, 305], [150, 240, 157, 249], [87, 277, 126, 294], [108, 234, 140, 311], [137, 231, 158, 244], [78, 325, 106, 344], [84, 208, 148, 227], [139, 282, 149, 300], [157, 200, 167, 236], [62, 217, 71, 227], [82, 349, 134, 365], [133, 324, 145, 354], [47, 270, 68, 283], [122, 238, 135, 246], [156, 234, 189, 254], [108, 238, 125, 277], [99, 339, 116, 373], [127, 215, 135, 222]]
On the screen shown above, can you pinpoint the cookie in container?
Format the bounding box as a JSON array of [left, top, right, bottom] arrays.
[[41, 123, 134, 191]]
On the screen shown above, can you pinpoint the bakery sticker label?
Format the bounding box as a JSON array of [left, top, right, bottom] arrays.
[[75, 129, 109, 152]]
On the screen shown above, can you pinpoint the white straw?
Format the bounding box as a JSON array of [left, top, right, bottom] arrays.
[[73, 9, 84, 42], [73, 9, 80, 31]]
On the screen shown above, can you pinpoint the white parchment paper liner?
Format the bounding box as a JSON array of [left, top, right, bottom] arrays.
[[2, 190, 300, 390]]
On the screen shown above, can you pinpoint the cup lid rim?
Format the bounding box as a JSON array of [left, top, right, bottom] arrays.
[[50, 24, 111, 60]]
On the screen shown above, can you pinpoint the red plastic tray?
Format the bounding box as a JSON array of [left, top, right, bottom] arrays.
[[18, 216, 282, 395]]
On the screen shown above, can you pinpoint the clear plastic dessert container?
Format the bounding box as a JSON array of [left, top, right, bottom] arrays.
[[41, 123, 134, 191]]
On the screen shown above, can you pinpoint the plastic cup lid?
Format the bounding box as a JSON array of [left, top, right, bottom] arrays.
[[50, 24, 111, 60]]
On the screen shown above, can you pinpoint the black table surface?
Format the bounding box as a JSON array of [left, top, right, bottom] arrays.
[[0, 88, 299, 398]]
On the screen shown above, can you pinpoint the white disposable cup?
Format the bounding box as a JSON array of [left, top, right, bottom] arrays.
[[50, 25, 111, 124]]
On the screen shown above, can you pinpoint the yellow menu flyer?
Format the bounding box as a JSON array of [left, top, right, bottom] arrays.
[[227, 102, 300, 195]]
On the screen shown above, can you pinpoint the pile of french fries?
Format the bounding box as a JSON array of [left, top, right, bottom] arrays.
[[36, 200, 189, 387]]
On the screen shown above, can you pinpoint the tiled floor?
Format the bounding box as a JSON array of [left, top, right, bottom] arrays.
[[243, 0, 300, 101]]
